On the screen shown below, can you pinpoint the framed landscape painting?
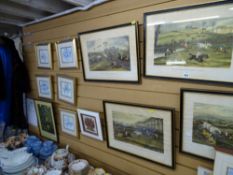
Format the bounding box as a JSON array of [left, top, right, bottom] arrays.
[[60, 109, 78, 137], [144, 1, 233, 84], [56, 38, 78, 69], [180, 89, 233, 160], [35, 100, 58, 142], [35, 43, 52, 69], [36, 75, 53, 100], [104, 101, 175, 168], [57, 75, 76, 105], [77, 108, 103, 141], [79, 23, 140, 83]]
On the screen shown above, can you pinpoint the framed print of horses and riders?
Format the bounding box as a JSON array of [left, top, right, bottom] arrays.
[[144, 1, 233, 85]]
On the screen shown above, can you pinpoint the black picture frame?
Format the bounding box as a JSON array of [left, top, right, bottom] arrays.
[[180, 88, 233, 160], [104, 100, 175, 169], [78, 22, 140, 84], [144, 0, 233, 86]]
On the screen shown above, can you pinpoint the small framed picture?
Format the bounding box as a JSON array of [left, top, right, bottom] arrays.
[[57, 75, 76, 105], [35, 100, 58, 142], [35, 43, 52, 69], [77, 108, 103, 141], [60, 109, 78, 137], [36, 75, 53, 100], [144, 1, 233, 85], [79, 22, 140, 83], [104, 101, 175, 168], [55, 38, 78, 69], [214, 148, 233, 175], [180, 89, 233, 160], [26, 98, 38, 127]]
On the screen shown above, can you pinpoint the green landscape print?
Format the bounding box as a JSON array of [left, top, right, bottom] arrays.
[[192, 102, 233, 150], [154, 17, 233, 67], [87, 35, 131, 71], [112, 111, 164, 153]]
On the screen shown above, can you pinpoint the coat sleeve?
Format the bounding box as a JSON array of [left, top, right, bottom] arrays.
[[0, 58, 5, 100]]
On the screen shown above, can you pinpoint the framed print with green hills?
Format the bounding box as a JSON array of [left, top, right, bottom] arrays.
[[144, 1, 233, 85], [104, 101, 175, 168], [79, 23, 140, 83], [180, 89, 233, 160]]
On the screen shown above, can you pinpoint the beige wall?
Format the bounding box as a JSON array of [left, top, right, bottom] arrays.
[[23, 0, 233, 174]]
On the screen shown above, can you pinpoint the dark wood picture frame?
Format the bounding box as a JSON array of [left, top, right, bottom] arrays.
[[78, 22, 140, 84], [180, 88, 233, 160], [144, 0, 233, 86], [104, 100, 175, 169]]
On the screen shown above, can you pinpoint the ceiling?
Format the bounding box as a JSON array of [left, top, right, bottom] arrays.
[[0, 0, 108, 36]]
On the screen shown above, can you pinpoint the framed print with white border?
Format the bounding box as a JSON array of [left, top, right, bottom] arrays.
[[104, 101, 175, 168], [36, 75, 53, 100], [79, 22, 140, 83], [180, 89, 233, 160], [60, 108, 78, 137], [35, 43, 52, 69], [35, 100, 58, 142], [57, 75, 76, 105], [77, 108, 103, 141], [55, 38, 78, 69], [144, 1, 233, 85]]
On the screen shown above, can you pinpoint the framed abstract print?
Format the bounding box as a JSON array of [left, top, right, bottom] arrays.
[[60, 109, 78, 137], [79, 23, 140, 83], [214, 148, 233, 175], [144, 1, 233, 84], [35, 100, 58, 142], [36, 75, 53, 100], [56, 38, 78, 69], [104, 101, 175, 168], [180, 89, 233, 160], [57, 75, 76, 105], [77, 108, 103, 141], [35, 43, 52, 69]]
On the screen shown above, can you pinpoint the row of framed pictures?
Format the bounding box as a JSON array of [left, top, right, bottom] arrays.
[[36, 75, 76, 104], [27, 88, 233, 169], [35, 1, 233, 85]]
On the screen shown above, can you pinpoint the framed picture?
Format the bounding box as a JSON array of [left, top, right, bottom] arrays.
[[26, 98, 38, 127], [104, 101, 175, 168], [57, 75, 76, 105], [36, 75, 53, 99], [35, 43, 52, 69], [79, 23, 140, 83], [144, 1, 233, 84], [77, 108, 103, 141], [180, 89, 233, 160], [214, 147, 233, 175], [55, 38, 78, 69], [35, 100, 58, 142], [60, 109, 78, 137]]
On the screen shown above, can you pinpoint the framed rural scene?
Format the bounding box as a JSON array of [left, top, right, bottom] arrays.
[[79, 23, 140, 83], [35, 100, 58, 142], [77, 108, 103, 141], [104, 101, 175, 168], [60, 109, 78, 137], [36, 75, 53, 100], [180, 89, 233, 160], [35, 43, 52, 69], [144, 1, 233, 84], [56, 38, 78, 69], [57, 75, 76, 105]]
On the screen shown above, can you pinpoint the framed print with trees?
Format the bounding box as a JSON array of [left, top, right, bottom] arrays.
[[79, 23, 140, 83], [104, 101, 175, 168], [180, 89, 233, 160], [144, 1, 233, 85]]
